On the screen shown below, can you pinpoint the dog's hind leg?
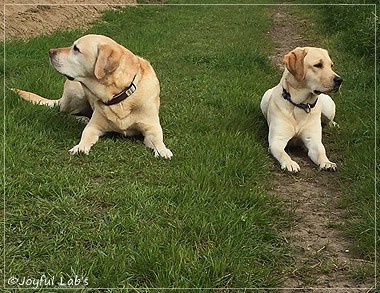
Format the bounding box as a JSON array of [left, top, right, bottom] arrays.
[[319, 94, 338, 127], [13, 80, 92, 118], [59, 80, 92, 117], [260, 88, 273, 120]]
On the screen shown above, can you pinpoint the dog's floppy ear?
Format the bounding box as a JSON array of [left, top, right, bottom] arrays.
[[94, 44, 121, 79], [283, 48, 307, 82]]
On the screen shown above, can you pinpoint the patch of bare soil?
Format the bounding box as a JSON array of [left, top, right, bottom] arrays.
[[1, 0, 136, 41], [267, 8, 374, 292]]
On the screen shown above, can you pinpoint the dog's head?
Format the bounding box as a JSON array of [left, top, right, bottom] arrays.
[[283, 47, 342, 94], [49, 34, 139, 96]]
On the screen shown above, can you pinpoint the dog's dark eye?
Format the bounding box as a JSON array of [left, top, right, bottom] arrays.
[[313, 63, 323, 69], [73, 45, 80, 53]]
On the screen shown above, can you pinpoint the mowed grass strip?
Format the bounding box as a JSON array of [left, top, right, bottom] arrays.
[[290, 3, 376, 283], [4, 5, 287, 288], [311, 3, 377, 282]]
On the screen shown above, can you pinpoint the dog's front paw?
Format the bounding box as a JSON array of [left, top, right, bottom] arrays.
[[319, 161, 336, 171], [69, 144, 91, 155], [281, 160, 300, 173], [154, 148, 173, 160]]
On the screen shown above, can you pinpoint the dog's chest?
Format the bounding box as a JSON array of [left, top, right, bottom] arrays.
[[291, 109, 320, 135], [99, 103, 138, 130]]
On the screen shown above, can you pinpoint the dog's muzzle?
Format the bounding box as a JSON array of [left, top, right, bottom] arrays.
[[49, 49, 75, 81], [315, 75, 343, 94]]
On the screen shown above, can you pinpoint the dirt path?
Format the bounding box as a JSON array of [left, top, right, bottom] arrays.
[[267, 8, 374, 291]]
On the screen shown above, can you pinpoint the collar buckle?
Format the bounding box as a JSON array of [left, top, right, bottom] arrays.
[[104, 75, 137, 106]]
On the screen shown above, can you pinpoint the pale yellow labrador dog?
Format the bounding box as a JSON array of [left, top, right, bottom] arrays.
[[14, 34, 173, 159], [260, 47, 342, 172]]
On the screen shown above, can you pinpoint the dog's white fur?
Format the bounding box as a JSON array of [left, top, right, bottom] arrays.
[[14, 34, 172, 159], [260, 47, 342, 172]]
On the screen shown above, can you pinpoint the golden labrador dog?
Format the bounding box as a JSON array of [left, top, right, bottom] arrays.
[[260, 47, 342, 172], [13, 34, 173, 159]]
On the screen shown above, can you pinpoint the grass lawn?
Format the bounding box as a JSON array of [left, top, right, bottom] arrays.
[[2, 2, 376, 290], [314, 3, 377, 281], [3, 4, 288, 289], [291, 3, 377, 283]]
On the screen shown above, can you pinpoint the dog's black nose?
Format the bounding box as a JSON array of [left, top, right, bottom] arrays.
[[334, 75, 343, 86]]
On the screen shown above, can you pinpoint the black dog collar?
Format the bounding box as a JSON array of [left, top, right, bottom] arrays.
[[103, 75, 137, 106], [282, 88, 318, 113]]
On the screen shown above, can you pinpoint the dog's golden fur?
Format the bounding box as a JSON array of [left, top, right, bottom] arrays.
[[260, 47, 342, 172], [14, 34, 173, 159]]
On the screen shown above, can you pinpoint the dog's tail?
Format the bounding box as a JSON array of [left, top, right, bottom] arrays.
[[11, 88, 60, 107]]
